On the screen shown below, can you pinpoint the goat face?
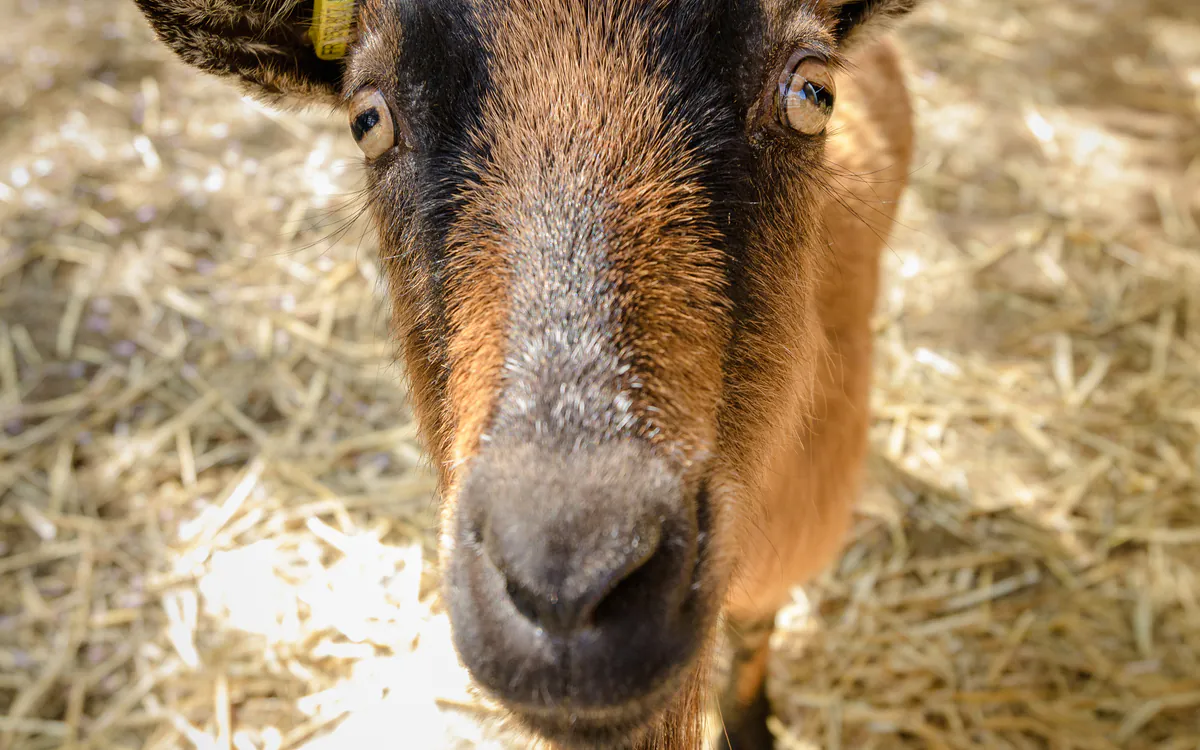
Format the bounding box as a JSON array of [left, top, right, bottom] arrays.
[[347, 3, 905, 743], [131, 0, 920, 745]]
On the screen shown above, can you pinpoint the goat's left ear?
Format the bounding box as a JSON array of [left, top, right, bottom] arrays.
[[827, 0, 921, 49], [131, 0, 359, 109]]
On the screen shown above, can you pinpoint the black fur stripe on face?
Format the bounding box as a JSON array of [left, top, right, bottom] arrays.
[[350, 0, 495, 467]]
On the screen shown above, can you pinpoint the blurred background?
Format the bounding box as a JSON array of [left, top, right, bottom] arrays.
[[1, 0, 1198, 748]]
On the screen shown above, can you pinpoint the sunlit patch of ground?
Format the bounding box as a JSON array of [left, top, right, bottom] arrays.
[[2, 0, 1198, 748]]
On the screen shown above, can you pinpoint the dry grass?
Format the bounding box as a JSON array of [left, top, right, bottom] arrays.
[[1, 0, 1198, 748]]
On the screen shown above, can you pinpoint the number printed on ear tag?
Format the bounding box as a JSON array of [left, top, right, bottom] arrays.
[[310, 0, 357, 61]]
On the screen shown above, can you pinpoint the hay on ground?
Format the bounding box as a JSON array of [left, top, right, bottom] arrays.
[[1, 0, 1198, 748]]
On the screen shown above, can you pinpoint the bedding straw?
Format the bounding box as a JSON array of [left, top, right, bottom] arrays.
[[1, 0, 1197, 747]]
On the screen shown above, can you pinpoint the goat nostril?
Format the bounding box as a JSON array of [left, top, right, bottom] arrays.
[[487, 523, 668, 634], [590, 536, 668, 626], [504, 577, 545, 627]]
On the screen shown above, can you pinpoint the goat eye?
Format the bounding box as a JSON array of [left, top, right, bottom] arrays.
[[776, 53, 836, 135], [348, 87, 397, 159]]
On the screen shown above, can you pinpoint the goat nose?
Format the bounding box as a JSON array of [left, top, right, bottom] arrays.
[[484, 508, 664, 633], [448, 439, 708, 712], [456, 439, 697, 638]]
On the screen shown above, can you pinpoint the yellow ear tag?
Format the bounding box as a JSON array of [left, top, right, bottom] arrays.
[[310, 0, 356, 61]]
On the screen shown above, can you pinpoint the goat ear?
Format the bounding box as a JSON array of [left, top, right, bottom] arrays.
[[827, 0, 920, 49], [131, 0, 358, 108]]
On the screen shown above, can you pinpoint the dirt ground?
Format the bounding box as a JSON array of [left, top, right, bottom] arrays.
[[1, 0, 1198, 748]]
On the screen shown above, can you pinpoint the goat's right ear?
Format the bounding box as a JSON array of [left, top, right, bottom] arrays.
[[131, 0, 358, 108], [826, 0, 920, 50]]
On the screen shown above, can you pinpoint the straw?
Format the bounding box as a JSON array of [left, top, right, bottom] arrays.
[[1, 0, 1197, 748]]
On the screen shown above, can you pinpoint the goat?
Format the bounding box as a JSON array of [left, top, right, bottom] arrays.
[[130, 0, 919, 747]]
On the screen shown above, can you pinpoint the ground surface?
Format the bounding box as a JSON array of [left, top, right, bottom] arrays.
[[1, 0, 1198, 748]]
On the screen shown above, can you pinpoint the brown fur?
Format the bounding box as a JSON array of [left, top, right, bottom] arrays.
[[679, 35, 917, 750], [458, 1, 728, 465], [443, 0, 728, 469], [726, 34, 916, 625], [129, 1, 920, 747]]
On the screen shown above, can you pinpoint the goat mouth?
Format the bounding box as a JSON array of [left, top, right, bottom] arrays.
[[500, 627, 699, 750], [507, 686, 681, 750]]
